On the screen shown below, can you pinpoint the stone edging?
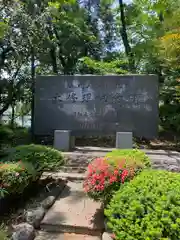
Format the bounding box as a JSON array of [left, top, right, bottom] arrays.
[[11, 178, 66, 240]]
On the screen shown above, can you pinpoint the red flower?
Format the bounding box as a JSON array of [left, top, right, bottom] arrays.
[[84, 157, 134, 200], [121, 169, 129, 183], [109, 175, 117, 184], [114, 169, 119, 176]]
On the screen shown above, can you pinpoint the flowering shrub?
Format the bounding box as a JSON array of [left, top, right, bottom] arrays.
[[0, 161, 39, 198], [105, 170, 180, 240], [5, 144, 64, 171], [83, 157, 137, 204]]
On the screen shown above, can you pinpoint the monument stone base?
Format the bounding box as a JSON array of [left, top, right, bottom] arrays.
[[54, 130, 72, 151], [116, 132, 133, 149]]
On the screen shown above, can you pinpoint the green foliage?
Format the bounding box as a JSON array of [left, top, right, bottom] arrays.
[[0, 188, 8, 199], [0, 125, 30, 157], [0, 21, 8, 39], [105, 170, 180, 240], [0, 161, 38, 198], [159, 75, 180, 133], [78, 57, 128, 74], [12, 127, 30, 144], [159, 105, 180, 132], [0, 225, 8, 240], [45, 0, 102, 74], [5, 144, 64, 171], [106, 149, 151, 168], [0, 125, 14, 145]]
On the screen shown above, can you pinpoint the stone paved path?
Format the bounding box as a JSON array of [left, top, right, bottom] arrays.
[[40, 181, 104, 236]]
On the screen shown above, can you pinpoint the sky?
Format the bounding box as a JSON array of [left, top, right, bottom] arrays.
[[113, 0, 132, 8]]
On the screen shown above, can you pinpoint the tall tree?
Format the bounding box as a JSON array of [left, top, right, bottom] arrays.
[[118, 0, 135, 72]]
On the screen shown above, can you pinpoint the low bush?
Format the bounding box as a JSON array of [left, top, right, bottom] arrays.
[[106, 149, 151, 168], [0, 124, 30, 158], [83, 156, 142, 204], [11, 126, 30, 146], [0, 125, 14, 144], [105, 170, 180, 240], [5, 144, 64, 171], [0, 225, 8, 240], [0, 161, 38, 198], [0, 125, 14, 155]]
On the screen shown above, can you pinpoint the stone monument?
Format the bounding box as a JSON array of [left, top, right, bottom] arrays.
[[34, 75, 159, 150]]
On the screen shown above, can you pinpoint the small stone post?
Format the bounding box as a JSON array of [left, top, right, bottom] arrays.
[[116, 132, 133, 149], [54, 130, 71, 151]]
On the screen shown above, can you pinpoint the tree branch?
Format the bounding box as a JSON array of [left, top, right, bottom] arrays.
[[0, 46, 14, 70]]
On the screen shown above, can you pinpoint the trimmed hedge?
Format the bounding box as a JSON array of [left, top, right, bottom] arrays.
[[0, 161, 39, 198], [106, 149, 151, 168], [5, 144, 64, 171], [0, 144, 64, 199], [105, 170, 180, 240]]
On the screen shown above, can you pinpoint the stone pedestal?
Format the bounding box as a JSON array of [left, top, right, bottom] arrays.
[[116, 132, 132, 149], [54, 130, 71, 151], [70, 136, 75, 150]]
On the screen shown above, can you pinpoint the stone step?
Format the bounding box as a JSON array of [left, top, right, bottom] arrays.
[[35, 231, 101, 240], [60, 166, 86, 173], [63, 151, 180, 166], [65, 162, 89, 167], [63, 147, 180, 156], [63, 152, 105, 157], [142, 149, 180, 155], [40, 181, 104, 235], [42, 172, 86, 181]]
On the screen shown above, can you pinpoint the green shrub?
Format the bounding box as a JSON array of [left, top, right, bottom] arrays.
[[11, 127, 30, 146], [0, 125, 14, 145], [0, 125, 14, 158], [105, 170, 180, 240], [0, 225, 8, 240], [106, 149, 151, 168], [6, 144, 64, 171], [0, 161, 38, 198], [83, 155, 145, 204], [0, 125, 30, 158]]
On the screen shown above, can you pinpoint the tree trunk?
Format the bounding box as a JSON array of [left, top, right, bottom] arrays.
[[119, 0, 135, 72], [0, 65, 22, 116], [0, 82, 13, 116], [50, 47, 58, 74], [30, 47, 35, 142], [11, 101, 15, 128], [0, 101, 10, 117], [21, 115, 24, 127]]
